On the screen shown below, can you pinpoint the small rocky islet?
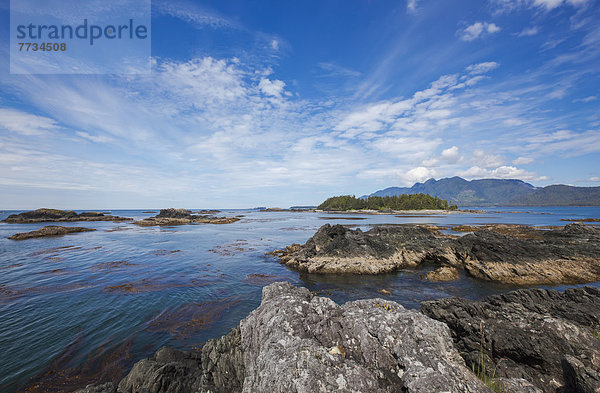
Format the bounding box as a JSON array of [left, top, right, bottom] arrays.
[[3, 208, 133, 223], [74, 282, 599, 393], [4, 208, 241, 239], [133, 208, 240, 226], [8, 225, 96, 240], [269, 222, 600, 285]]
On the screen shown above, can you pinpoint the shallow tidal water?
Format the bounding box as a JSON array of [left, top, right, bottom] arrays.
[[1, 206, 599, 392]]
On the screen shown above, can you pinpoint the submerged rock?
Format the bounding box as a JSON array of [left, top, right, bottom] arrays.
[[273, 223, 600, 284], [9, 225, 96, 240], [421, 286, 600, 393], [426, 266, 460, 282], [134, 208, 240, 226], [3, 209, 132, 223]]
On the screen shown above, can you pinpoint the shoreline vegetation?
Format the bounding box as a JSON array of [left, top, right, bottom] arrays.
[[317, 194, 459, 211]]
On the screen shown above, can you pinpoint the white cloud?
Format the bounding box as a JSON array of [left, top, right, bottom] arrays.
[[589, 176, 600, 182], [518, 26, 539, 36], [407, 0, 418, 12], [154, 0, 235, 29], [471, 150, 505, 169], [0, 108, 58, 136], [526, 129, 600, 157], [271, 40, 279, 50], [404, 166, 436, 183], [460, 22, 501, 41], [466, 62, 500, 75], [493, 0, 591, 12], [441, 146, 460, 162], [503, 118, 526, 126], [513, 156, 534, 165], [534, 0, 590, 10], [573, 95, 597, 103], [258, 78, 286, 97], [76, 131, 114, 143], [459, 165, 541, 180]]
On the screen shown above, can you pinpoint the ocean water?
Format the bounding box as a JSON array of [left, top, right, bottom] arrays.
[[0, 207, 599, 392]]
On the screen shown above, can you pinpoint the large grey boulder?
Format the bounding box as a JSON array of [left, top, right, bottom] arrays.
[[239, 282, 490, 393]]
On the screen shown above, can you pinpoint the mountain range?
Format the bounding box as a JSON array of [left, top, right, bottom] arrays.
[[362, 177, 600, 207]]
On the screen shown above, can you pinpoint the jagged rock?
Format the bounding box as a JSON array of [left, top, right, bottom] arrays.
[[426, 266, 460, 281], [275, 224, 458, 274], [421, 286, 600, 393], [455, 223, 600, 284], [273, 223, 600, 284], [116, 282, 490, 393], [562, 354, 600, 393], [9, 225, 96, 240], [134, 208, 240, 226], [3, 209, 132, 223]]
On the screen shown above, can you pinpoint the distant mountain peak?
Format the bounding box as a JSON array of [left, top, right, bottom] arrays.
[[364, 176, 600, 206]]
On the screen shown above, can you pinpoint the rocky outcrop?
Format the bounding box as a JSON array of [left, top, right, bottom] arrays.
[[9, 225, 96, 240], [134, 208, 240, 226], [272, 223, 600, 284], [421, 286, 600, 393], [271, 224, 458, 274], [85, 282, 492, 393], [3, 209, 132, 223], [426, 266, 460, 282]]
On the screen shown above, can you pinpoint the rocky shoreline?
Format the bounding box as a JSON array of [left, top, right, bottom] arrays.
[[133, 208, 240, 226], [3, 209, 132, 223], [72, 283, 599, 393], [270, 223, 600, 285]]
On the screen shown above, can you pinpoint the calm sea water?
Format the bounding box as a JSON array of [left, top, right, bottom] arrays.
[[1, 207, 599, 392]]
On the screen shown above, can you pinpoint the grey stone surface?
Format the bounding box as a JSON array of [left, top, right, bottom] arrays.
[[422, 286, 600, 393]]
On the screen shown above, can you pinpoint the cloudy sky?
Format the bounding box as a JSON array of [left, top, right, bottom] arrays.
[[0, 0, 599, 209]]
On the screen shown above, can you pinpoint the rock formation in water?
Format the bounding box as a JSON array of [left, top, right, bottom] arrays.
[[134, 208, 240, 226], [72, 284, 600, 393], [8, 225, 96, 240], [422, 286, 600, 393], [77, 282, 493, 393], [3, 209, 132, 223], [271, 223, 600, 284]]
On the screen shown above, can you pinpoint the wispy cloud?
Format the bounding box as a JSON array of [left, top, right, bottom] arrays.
[[492, 0, 592, 13], [459, 22, 501, 41], [317, 62, 361, 78], [153, 0, 236, 29], [0, 108, 59, 136], [518, 26, 539, 36]]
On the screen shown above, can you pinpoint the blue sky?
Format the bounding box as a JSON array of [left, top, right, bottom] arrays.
[[0, 0, 599, 209]]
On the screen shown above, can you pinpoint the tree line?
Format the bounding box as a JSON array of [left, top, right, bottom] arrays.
[[318, 194, 458, 211]]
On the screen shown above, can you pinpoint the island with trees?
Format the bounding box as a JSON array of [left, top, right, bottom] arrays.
[[317, 193, 458, 211]]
